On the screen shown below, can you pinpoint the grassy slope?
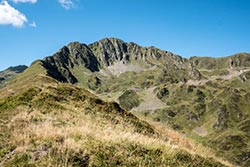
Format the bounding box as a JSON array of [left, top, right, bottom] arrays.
[[0, 74, 232, 166]]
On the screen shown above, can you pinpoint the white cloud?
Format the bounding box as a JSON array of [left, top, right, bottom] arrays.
[[0, 1, 27, 27], [29, 21, 36, 27], [11, 0, 37, 3], [58, 0, 75, 10]]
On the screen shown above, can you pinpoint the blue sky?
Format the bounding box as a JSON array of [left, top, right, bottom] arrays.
[[0, 0, 250, 70]]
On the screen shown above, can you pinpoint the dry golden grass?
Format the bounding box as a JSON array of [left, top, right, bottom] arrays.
[[145, 120, 235, 167], [8, 105, 172, 153], [1, 103, 234, 167]]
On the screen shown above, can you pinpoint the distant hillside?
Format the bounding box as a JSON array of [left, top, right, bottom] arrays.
[[0, 65, 27, 88]]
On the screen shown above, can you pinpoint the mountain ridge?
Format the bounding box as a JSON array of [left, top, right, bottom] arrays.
[[16, 38, 248, 85]]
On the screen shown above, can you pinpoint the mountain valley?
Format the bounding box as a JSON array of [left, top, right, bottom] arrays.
[[0, 38, 249, 166]]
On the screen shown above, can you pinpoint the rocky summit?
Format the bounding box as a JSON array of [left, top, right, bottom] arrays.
[[0, 38, 249, 167]]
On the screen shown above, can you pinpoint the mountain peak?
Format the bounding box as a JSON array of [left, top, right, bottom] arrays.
[[27, 38, 187, 85], [67, 41, 89, 50], [97, 37, 126, 44]]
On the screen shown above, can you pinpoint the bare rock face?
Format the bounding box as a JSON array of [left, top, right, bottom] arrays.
[[89, 38, 185, 68], [89, 38, 128, 66], [68, 42, 100, 72], [240, 71, 250, 82], [213, 105, 229, 131], [230, 53, 250, 68], [188, 63, 203, 79], [42, 46, 78, 83]]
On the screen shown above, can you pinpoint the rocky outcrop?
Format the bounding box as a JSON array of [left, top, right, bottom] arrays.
[[89, 38, 128, 66], [229, 53, 250, 68], [68, 42, 100, 72]]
